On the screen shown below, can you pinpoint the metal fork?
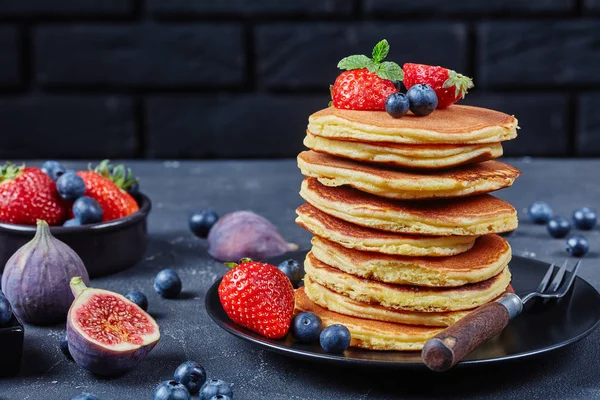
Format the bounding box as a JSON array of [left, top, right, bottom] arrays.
[[422, 260, 581, 372]]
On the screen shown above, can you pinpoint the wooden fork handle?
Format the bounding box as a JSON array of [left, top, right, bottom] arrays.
[[422, 301, 511, 372]]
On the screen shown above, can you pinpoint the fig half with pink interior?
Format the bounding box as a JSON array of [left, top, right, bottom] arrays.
[[67, 277, 160, 376]]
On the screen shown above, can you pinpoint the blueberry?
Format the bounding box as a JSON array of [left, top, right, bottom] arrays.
[[406, 84, 438, 117], [277, 259, 304, 288], [125, 290, 149, 311], [63, 218, 82, 227], [60, 332, 73, 360], [573, 207, 597, 230], [0, 295, 12, 327], [199, 379, 233, 400], [153, 380, 191, 400], [127, 180, 140, 195], [41, 161, 66, 181], [209, 396, 232, 400], [174, 361, 207, 395], [567, 235, 589, 257], [189, 209, 220, 238], [547, 216, 571, 238], [57, 171, 86, 201], [392, 80, 405, 92], [154, 269, 182, 298], [385, 93, 410, 118], [71, 394, 100, 400], [320, 324, 351, 354], [73, 197, 103, 225], [291, 312, 323, 343], [528, 201, 553, 224]]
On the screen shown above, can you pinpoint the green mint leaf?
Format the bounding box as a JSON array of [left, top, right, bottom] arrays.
[[375, 61, 404, 81], [371, 39, 389, 63], [337, 55, 372, 70], [328, 100, 333, 107], [364, 59, 377, 73]]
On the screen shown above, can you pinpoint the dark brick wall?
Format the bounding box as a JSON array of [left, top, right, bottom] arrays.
[[0, 0, 599, 159]]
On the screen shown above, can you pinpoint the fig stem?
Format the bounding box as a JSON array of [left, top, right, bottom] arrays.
[[287, 242, 299, 251], [70, 276, 89, 297], [34, 219, 50, 239]]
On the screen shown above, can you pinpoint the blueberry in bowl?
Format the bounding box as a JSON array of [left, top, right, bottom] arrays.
[[0, 160, 152, 278]]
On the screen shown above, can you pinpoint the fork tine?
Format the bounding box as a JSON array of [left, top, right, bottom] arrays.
[[548, 260, 569, 292], [556, 261, 581, 297], [536, 263, 555, 293]]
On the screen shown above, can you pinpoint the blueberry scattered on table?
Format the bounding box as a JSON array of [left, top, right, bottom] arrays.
[[385, 92, 410, 118], [547, 216, 571, 239], [320, 324, 351, 354], [153, 380, 191, 400], [528, 201, 553, 224], [174, 361, 206, 395], [71, 394, 100, 400], [63, 218, 82, 227], [189, 209, 220, 238], [73, 196, 103, 225], [60, 332, 73, 360], [566, 235, 589, 257], [125, 290, 149, 311], [0, 295, 13, 327], [277, 259, 304, 288], [406, 84, 438, 116], [199, 379, 233, 400], [209, 396, 232, 400], [292, 312, 323, 344], [57, 171, 86, 201], [154, 269, 183, 298], [41, 161, 66, 182], [572, 207, 597, 231]]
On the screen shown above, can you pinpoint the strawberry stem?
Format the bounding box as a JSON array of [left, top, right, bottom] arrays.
[[0, 162, 24, 183], [223, 258, 253, 269], [90, 160, 139, 191]]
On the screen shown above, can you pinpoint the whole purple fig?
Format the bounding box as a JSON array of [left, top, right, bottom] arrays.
[[1, 220, 90, 325], [207, 211, 298, 262]]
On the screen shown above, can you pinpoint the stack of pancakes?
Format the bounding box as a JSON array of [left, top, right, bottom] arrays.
[[294, 105, 521, 351]]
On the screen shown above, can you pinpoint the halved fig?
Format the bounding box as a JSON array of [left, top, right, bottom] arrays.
[[67, 277, 160, 376]]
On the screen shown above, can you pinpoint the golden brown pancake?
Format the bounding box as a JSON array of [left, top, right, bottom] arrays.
[[295, 203, 477, 256], [300, 178, 518, 236], [310, 235, 511, 287], [304, 132, 503, 169], [295, 287, 442, 351], [303, 276, 515, 328], [307, 105, 518, 144], [304, 252, 512, 312], [298, 151, 520, 200]]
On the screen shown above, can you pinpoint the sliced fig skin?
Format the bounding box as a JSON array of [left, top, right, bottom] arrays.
[[207, 211, 298, 262], [67, 277, 160, 376]]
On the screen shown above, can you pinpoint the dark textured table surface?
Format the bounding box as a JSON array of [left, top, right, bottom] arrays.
[[1, 158, 600, 400]]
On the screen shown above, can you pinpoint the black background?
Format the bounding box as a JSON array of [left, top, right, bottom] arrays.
[[0, 0, 598, 159]]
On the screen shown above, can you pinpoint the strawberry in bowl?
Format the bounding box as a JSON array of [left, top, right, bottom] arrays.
[[0, 160, 150, 277]]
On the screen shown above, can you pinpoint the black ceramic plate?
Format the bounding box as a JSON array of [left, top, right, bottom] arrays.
[[206, 252, 600, 368]]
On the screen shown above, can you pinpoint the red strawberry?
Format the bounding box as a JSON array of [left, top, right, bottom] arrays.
[[77, 160, 139, 222], [331, 39, 402, 111], [218, 259, 295, 339], [0, 163, 68, 225], [332, 69, 398, 110], [403, 63, 474, 109]]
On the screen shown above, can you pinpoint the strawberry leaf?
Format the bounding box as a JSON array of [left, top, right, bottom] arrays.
[[372, 39, 390, 63], [443, 70, 474, 99], [337, 55, 373, 71], [375, 61, 404, 81]]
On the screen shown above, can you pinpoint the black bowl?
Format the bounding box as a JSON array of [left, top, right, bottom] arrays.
[[0, 193, 151, 278], [0, 315, 24, 377]]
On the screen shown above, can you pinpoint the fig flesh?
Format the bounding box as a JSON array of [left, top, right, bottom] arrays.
[[67, 277, 160, 376], [207, 211, 298, 262]]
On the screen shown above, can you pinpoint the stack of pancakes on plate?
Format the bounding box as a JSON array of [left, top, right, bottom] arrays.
[[295, 105, 520, 351]]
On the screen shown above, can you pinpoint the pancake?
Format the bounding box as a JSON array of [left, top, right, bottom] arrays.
[[295, 287, 442, 351], [304, 252, 512, 312], [298, 151, 520, 200], [304, 132, 503, 169], [295, 203, 477, 256], [307, 105, 518, 145], [300, 178, 518, 236], [304, 277, 515, 328], [310, 235, 511, 287], [304, 276, 470, 327]]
